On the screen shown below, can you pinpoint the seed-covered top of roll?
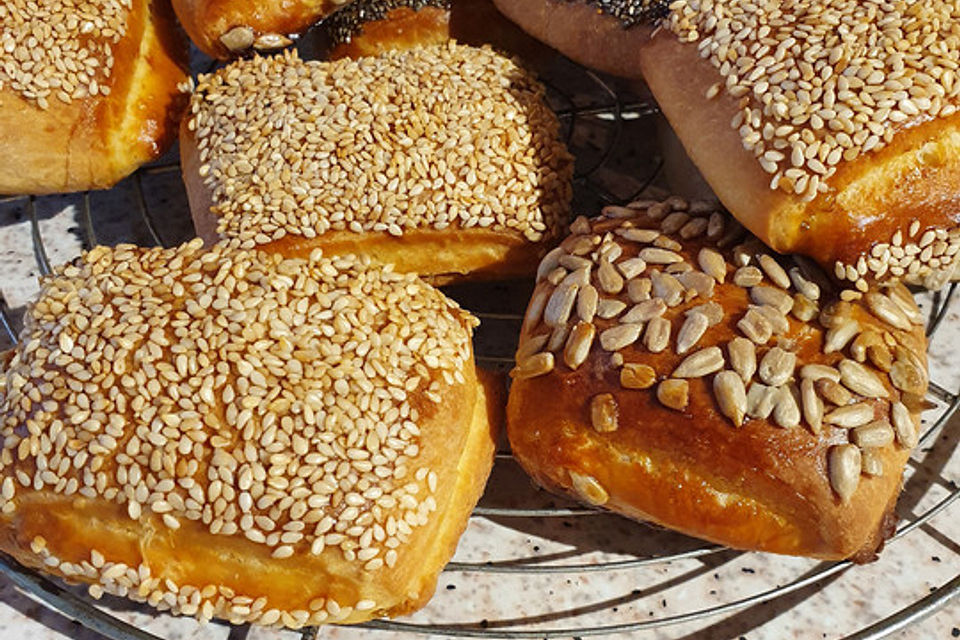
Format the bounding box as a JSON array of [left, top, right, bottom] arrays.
[[0, 240, 477, 623], [323, 0, 451, 48], [557, 0, 669, 27], [186, 44, 572, 247], [667, 1, 960, 203], [0, 0, 130, 109], [511, 198, 928, 502]]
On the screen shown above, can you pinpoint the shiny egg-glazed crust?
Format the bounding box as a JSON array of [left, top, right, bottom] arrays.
[[508, 199, 928, 561]]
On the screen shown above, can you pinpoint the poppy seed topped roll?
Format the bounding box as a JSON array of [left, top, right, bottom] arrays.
[[181, 45, 573, 283], [320, 0, 549, 64], [0, 240, 497, 628], [507, 198, 928, 561]]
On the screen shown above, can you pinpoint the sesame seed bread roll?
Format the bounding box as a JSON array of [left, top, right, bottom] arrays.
[[0, 0, 189, 194], [181, 46, 573, 284], [635, 2, 960, 290], [169, 0, 348, 59], [0, 241, 497, 628], [319, 0, 551, 66], [492, 0, 960, 290], [507, 199, 929, 561]]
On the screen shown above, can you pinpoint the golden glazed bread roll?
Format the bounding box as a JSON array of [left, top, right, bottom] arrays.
[[170, 0, 347, 59], [493, 0, 960, 289], [640, 1, 960, 290], [181, 45, 573, 283], [319, 0, 550, 65], [0, 240, 497, 628], [0, 0, 189, 194], [508, 198, 929, 561]]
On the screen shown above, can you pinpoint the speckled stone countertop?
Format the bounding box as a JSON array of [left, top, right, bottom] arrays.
[[1, 63, 959, 640]]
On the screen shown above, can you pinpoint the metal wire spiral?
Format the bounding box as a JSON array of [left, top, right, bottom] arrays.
[[0, 50, 958, 640]]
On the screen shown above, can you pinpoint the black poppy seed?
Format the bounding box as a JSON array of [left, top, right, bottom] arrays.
[[562, 0, 670, 27]]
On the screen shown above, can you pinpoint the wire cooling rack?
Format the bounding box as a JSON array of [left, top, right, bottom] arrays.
[[1, 48, 959, 640]]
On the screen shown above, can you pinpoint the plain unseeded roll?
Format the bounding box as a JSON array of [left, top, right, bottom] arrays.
[[0, 0, 189, 194], [181, 45, 573, 283], [0, 240, 497, 628], [170, 0, 347, 59], [508, 197, 929, 561]]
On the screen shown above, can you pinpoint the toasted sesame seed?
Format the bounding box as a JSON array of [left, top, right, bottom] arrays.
[[511, 352, 555, 379], [0, 0, 129, 107], [620, 363, 657, 390], [714, 371, 747, 427], [599, 324, 643, 352], [563, 322, 596, 370], [657, 379, 689, 411], [672, 347, 724, 379], [828, 445, 861, 502], [569, 471, 609, 506], [590, 394, 619, 433]]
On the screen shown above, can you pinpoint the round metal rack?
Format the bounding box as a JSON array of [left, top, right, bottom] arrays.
[[0, 46, 958, 640]]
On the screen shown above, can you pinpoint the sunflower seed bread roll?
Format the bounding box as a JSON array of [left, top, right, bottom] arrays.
[[180, 45, 573, 284], [507, 198, 929, 561], [170, 0, 347, 59], [0, 240, 497, 628], [0, 0, 189, 194]]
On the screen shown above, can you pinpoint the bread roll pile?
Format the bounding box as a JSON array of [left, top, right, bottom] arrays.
[[0, 0, 952, 631]]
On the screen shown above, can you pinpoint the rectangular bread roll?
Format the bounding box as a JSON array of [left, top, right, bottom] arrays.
[[0, 241, 498, 628], [637, 2, 960, 290], [181, 45, 573, 283], [508, 200, 929, 561], [0, 0, 189, 194]]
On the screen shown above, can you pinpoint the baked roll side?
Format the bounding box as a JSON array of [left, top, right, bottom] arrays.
[[491, 0, 659, 78], [0, 0, 189, 194], [639, 31, 960, 290], [507, 201, 927, 560], [106, 0, 191, 173], [508, 370, 911, 559], [171, 0, 345, 59]]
